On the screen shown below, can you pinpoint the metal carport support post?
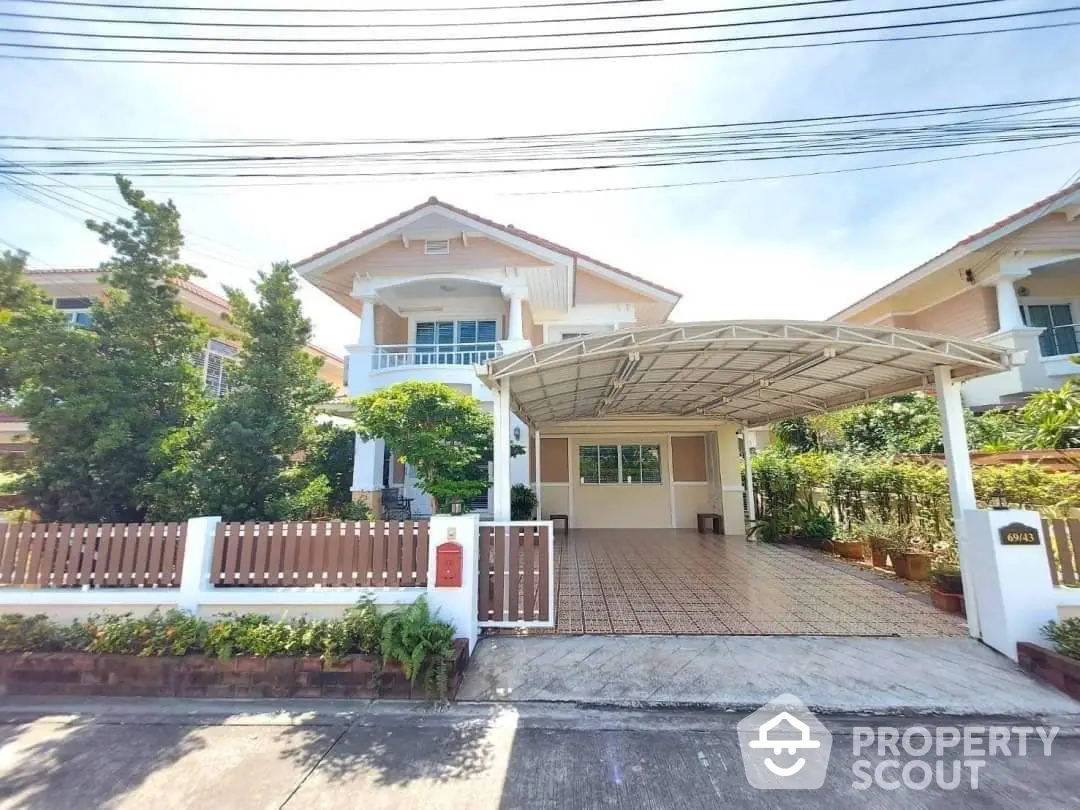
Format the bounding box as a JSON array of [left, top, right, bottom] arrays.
[[493, 378, 512, 521], [741, 426, 757, 524], [934, 365, 981, 640]]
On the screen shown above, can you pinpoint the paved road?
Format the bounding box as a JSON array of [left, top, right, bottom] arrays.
[[0, 699, 1077, 809]]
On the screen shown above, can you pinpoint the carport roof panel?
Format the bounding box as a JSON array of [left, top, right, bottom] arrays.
[[480, 321, 1011, 428]]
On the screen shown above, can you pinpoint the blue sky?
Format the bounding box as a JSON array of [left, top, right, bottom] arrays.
[[2, 0, 1079, 354]]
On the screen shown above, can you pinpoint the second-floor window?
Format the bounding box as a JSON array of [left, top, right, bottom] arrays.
[[200, 339, 238, 398], [54, 297, 93, 328], [1022, 303, 1078, 357], [415, 319, 497, 364]]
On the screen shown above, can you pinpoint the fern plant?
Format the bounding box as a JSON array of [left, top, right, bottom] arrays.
[[379, 596, 457, 700]]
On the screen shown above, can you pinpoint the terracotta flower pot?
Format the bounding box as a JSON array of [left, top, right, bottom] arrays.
[[891, 552, 910, 578], [931, 589, 964, 614], [870, 548, 888, 568], [901, 552, 932, 582], [836, 541, 866, 561]]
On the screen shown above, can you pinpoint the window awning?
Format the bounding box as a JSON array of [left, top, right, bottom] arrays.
[[479, 321, 1011, 428]]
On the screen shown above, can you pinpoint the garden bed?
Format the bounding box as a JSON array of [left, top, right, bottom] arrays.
[[1017, 642, 1080, 702], [0, 641, 469, 700]]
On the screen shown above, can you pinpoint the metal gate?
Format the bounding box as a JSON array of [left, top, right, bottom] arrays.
[[477, 521, 555, 628]]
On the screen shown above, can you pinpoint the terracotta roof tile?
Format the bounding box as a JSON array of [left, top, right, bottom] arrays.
[[293, 196, 682, 301]]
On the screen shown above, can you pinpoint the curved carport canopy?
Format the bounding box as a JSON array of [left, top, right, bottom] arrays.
[[480, 321, 1011, 428]]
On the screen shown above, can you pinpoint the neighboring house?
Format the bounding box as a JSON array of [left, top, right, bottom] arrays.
[[294, 196, 681, 519], [1, 268, 346, 459], [832, 181, 1080, 409], [22, 268, 345, 397]]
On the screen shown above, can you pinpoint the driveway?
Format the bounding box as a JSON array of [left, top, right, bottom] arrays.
[[553, 530, 963, 636]]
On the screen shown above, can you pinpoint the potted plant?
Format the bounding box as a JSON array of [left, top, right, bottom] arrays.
[[886, 525, 914, 577], [896, 534, 933, 582], [857, 517, 892, 568], [510, 483, 538, 521], [792, 497, 835, 550], [930, 565, 965, 614], [831, 523, 867, 561]]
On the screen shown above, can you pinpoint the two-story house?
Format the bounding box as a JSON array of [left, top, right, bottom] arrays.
[[1, 269, 345, 460], [832, 180, 1080, 408], [294, 197, 681, 521]]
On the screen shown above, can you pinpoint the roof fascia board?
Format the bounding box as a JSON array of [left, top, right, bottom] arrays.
[[297, 203, 574, 278], [831, 188, 1080, 321], [576, 257, 680, 305]]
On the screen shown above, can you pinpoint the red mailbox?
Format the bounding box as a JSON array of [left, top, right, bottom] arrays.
[[435, 541, 463, 588]]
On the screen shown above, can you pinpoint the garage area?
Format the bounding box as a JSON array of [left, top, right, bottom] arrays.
[[553, 530, 965, 636]]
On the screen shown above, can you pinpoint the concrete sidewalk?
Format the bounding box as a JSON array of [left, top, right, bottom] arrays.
[[457, 635, 1080, 716], [0, 699, 1077, 809]]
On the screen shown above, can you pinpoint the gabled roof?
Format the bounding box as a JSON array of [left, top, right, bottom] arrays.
[[293, 196, 682, 302], [832, 179, 1080, 320]]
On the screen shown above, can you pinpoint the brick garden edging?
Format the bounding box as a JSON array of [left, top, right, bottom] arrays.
[[1017, 642, 1080, 701], [0, 639, 469, 700]]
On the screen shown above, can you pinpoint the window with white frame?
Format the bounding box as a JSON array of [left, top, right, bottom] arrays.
[[200, 339, 238, 398], [54, 297, 93, 327], [579, 443, 662, 484], [1021, 303, 1078, 357]]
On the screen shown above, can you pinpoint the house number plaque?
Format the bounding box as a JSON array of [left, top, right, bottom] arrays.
[[998, 523, 1040, 546]]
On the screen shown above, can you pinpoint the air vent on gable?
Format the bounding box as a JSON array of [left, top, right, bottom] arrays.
[[424, 239, 450, 255]]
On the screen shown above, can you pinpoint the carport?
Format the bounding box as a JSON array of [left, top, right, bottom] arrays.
[[480, 321, 1012, 638]]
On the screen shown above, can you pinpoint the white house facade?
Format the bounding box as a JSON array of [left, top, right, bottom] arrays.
[[294, 197, 680, 520]]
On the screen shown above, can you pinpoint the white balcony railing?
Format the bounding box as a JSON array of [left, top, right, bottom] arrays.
[[372, 342, 503, 371]]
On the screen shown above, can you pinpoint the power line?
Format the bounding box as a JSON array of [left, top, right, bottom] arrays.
[[4, 6, 1076, 55], [0, 0, 868, 29], [1, 17, 1075, 64], [5, 96, 1077, 146], [508, 138, 1080, 194], [1, 0, 1016, 38], [22, 0, 657, 12]]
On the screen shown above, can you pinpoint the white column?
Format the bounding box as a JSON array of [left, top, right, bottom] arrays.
[[508, 293, 524, 342], [741, 429, 757, 523], [493, 380, 512, 520], [714, 423, 747, 536], [352, 434, 384, 491], [994, 277, 1025, 332], [934, 365, 981, 639], [534, 428, 543, 518], [358, 295, 376, 345]]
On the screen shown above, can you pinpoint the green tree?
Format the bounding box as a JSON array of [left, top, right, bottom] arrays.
[[352, 381, 494, 512], [8, 180, 208, 521], [301, 422, 358, 516], [186, 262, 336, 521], [1019, 381, 1080, 449]]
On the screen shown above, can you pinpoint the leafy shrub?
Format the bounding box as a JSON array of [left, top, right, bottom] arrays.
[[0, 597, 454, 698], [379, 596, 457, 699], [511, 483, 537, 521], [930, 567, 963, 594], [1043, 618, 1080, 660]]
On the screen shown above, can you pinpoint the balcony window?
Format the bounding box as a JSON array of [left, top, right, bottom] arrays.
[[54, 297, 93, 328], [415, 319, 497, 364], [200, 339, 238, 398], [1021, 303, 1078, 357]]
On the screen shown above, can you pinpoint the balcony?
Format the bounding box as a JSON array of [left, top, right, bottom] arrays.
[[1036, 324, 1080, 359], [372, 342, 503, 371]]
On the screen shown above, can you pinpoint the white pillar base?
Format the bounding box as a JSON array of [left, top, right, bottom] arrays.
[[427, 514, 480, 652]]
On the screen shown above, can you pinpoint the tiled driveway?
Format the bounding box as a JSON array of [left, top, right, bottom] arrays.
[[553, 530, 965, 636]]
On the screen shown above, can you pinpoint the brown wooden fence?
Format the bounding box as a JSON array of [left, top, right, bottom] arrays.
[[0, 522, 187, 588], [212, 520, 430, 588], [478, 523, 552, 625], [1043, 518, 1080, 588]]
